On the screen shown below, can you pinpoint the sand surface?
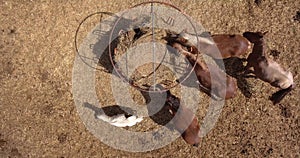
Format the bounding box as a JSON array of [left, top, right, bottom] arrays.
[[0, 0, 299, 157]]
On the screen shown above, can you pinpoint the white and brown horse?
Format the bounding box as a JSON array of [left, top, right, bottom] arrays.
[[243, 31, 295, 104]]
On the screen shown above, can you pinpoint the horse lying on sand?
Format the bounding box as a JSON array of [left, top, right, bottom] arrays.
[[175, 31, 251, 59], [164, 86, 201, 147], [172, 42, 238, 100], [243, 31, 295, 104]]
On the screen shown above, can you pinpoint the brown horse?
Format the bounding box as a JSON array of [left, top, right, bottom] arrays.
[[164, 88, 201, 147], [176, 31, 250, 59], [172, 42, 237, 100], [243, 31, 295, 104], [209, 34, 251, 59]]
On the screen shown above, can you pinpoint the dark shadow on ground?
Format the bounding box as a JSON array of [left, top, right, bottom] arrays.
[[83, 102, 135, 118], [139, 89, 174, 128]]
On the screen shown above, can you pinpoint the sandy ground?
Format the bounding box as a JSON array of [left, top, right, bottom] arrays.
[[0, 0, 299, 157]]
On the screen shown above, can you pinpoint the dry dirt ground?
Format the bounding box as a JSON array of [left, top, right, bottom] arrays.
[[1, 0, 299, 157]]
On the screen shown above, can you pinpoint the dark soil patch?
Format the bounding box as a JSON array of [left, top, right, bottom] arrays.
[[293, 11, 300, 22]]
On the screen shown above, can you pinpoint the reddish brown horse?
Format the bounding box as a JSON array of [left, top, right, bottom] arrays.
[[176, 31, 250, 59], [209, 34, 251, 59], [164, 88, 201, 147], [243, 31, 295, 104], [172, 42, 237, 100]]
